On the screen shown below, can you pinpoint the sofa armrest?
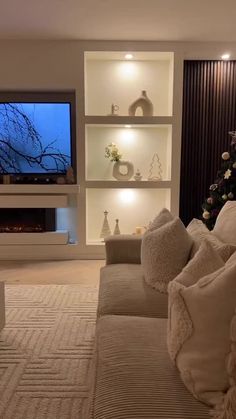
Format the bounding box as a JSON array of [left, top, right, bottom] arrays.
[[104, 234, 142, 264]]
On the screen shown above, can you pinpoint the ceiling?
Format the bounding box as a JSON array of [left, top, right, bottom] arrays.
[[0, 0, 235, 42]]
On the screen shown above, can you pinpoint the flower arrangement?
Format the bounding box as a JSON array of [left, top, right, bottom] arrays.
[[105, 143, 122, 162]]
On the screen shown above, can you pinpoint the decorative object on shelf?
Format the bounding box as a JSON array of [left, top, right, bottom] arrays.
[[128, 90, 154, 116], [100, 210, 111, 239], [113, 219, 121, 235], [135, 226, 143, 235], [66, 166, 75, 184], [56, 176, 66, 185], [134, 169, 142, 181], [113, 160, 134, 181], [105, 143, 122, 162], [3, 175, 11, 184], [107, 103, 119, 116], [148, 153, 163, 181]]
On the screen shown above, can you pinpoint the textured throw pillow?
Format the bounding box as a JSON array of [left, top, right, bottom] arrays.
[[146, 207, 173, 232], [167, 240, 225, 361], [187, 218, 234, 262], [141, 217, 193, 293], [168, 261, 236, 413], [213, 201, 236, 245]]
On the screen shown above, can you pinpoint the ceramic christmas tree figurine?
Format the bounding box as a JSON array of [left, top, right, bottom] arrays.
[[202, 131, 236, 230], [100, 210, 111, 239], [113, 219, 121, 235], [148, 153, 163, 181]]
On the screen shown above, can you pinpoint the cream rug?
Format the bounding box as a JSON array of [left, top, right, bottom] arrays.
[[0, 284, 98, 419]]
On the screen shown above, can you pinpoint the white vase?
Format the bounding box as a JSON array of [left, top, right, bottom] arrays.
[[128, 90, 154, 116], [113, 160, 134, 181]]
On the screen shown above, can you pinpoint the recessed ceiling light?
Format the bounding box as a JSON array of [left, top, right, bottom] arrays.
[[125, 53, 133, 60], [221, 53, 230, 60]]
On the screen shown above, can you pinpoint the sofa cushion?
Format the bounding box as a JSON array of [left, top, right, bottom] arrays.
[[141, 217, 193, 293], [168, 261, 236, 408], [213, 201, 236, 245], [167, 240, 224, 362], [187, 218, 234, 262], [86, 315, 209, 419], [98, 264, 168, 318], [147, 207, 174, 232]]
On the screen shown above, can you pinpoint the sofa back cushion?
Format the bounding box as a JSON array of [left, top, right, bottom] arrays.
[[141, 217, 193, 293], [187, 218, 234, 262], [147, 208, 174, 232], [213, 201, 236, 245]]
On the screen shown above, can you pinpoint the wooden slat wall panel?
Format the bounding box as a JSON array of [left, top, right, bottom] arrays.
[[180, 60, 236, 226]]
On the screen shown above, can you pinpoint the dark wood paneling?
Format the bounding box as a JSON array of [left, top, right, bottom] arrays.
[[180, 61, 236, 225]]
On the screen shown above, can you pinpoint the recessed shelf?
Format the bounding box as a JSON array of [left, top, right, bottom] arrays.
[[84, 116, 173, 125], [86, 124, 172, 181], [85, 181, 171, 188], [86, 188, 171, 243], [85, 51, 174, 117]]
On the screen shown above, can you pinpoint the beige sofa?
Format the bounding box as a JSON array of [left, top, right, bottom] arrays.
[[86, 235, 210, 419]]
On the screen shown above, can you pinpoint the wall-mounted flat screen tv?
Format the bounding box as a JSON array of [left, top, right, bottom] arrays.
[[0, 91, 76, 178]]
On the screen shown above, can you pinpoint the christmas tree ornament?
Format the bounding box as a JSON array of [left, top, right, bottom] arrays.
[[228, 192, 234, 199], [113, 219, 121, 235], [233, 162, 236, 169], [224, 169, 232, 179], [222, 151, 230, 160], [202, 210, 210, 220], [100, 210, 111, 239], [148, 153, 163, 181], [207, 197, 213, 204], [222, 194, 228, 200], [209, 184, 218, 191]]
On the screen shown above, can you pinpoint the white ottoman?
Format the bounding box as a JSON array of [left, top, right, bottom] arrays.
[[0, 282, 5, 332]]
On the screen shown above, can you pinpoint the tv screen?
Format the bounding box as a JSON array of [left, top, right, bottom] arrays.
[[0, 97, 74, 175]]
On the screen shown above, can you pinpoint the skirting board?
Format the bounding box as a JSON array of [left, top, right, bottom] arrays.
[[0, 230, 69, 245]]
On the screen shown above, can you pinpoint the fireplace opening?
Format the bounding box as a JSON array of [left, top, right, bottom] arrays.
[[0, 209, 56, 233]]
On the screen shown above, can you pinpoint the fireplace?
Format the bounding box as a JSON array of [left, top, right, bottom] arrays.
[[0, 209, 56, 233]]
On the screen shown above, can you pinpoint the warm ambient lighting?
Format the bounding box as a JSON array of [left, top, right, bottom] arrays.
[[125, 53, 133, 60], [125, 125, 131, 128], [119, 189, 135, 204], [221, 53, 230, 60]]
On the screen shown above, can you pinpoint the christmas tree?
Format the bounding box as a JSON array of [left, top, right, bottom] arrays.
[[202, 131, 236, 230]]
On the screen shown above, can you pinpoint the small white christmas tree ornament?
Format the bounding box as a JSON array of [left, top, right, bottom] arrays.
[[100, 210, 111, 239], [148, 153, 163, 181], [113, 219, 121, 235]]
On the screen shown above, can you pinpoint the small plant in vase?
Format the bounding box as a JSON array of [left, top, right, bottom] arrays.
[[105, 143, 122, 162], [104, 142, 134, 181]]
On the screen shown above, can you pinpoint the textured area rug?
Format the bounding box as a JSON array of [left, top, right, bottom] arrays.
[[0, 284, 98, 419]]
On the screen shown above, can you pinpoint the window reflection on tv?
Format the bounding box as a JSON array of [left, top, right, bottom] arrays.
[[0, 102, 72, 174]]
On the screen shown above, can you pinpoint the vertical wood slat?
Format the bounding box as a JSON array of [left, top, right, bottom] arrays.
[[180, 61, 236, 226]]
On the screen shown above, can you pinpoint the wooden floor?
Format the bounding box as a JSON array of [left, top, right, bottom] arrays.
[[0, 259, 105, 286]]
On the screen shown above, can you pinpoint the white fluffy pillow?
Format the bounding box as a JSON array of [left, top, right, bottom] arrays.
[[147, 207, 173, 232], [187, 218, 235, 262], [168, 255, 236, 413], [141, 217, 193, 293], [213, 201, 236, 245]]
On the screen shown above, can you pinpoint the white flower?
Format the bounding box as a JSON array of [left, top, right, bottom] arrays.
[[224, 169, 232, 179], [222, 152, 230, 160], [105, 143, 122, 162]]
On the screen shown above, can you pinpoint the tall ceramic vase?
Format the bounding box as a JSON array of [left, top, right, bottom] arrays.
[[113, 160, 134, 181], [128, 90, 154, 116]]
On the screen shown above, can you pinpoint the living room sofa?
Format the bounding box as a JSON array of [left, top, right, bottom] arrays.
[[86, 234, 210, 419]]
